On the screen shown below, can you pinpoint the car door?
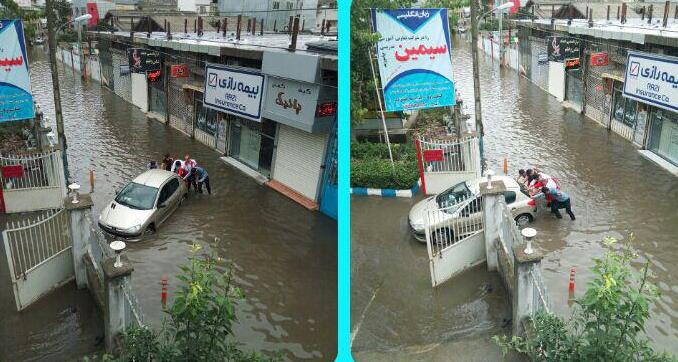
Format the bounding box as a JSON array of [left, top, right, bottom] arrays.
[[157, 178, 180, 225], [155, 180, 174, 225]]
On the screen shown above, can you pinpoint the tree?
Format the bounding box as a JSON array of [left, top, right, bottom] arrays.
[[494, 237, 675, 362], [88, 244, 276, 361], [350, 0, 414, 124]]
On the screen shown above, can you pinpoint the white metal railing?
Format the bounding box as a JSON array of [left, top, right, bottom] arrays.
[[529, 265, 551, 315], [0, 150, 64, 191], [425, 193, 484, 257], [121, 278, 145, 328], [418, 137, 479, 174], [3, 208, 70, 280]]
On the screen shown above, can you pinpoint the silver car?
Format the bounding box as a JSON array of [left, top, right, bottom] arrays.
[[408, 176, 537, 243], [98, 169, 188, 238]]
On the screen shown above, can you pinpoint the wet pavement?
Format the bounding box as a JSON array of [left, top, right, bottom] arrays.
[[0, 47, 336, 361], [352, 35, 678, 358], [351, 196, 517, 360]]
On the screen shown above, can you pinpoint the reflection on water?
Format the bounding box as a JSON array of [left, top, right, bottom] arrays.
[[451, 36, 678, 353], [352, 35, 677, 357], [0, 47, 336, 361]]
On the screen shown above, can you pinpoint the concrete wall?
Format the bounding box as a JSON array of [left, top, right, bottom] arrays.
[[548, 61, 566, 101], [131, 73, 148, 112]]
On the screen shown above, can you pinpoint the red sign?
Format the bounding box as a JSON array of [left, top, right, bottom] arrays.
[[316, 102, 337, 117], [1, 165, 23, 178], [423, 149, 444, 162], [147, 70, 161, 82], [565, 58, 580, 69], [590, 52, 609, 66], [171, 64, 189, 78], [86, 3, 99, 26]]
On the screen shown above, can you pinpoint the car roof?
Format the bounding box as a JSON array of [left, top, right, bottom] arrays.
[[132, 169, 176, 188], [469, 175, 521, 189]]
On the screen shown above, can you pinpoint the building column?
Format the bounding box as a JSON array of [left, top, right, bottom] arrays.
[[103, 255, 134, 353], [480, 179, 507, 271], [65, 194, 94, 289], [512, 243, 545, 336]]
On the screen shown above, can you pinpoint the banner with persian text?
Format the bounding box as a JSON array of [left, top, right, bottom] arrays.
[[371, 8, 455, 111], [0, 19, 35, 123]]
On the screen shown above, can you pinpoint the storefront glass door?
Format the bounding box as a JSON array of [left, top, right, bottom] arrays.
[[228, 118, 276, 177], [648, 110, 678, 165]]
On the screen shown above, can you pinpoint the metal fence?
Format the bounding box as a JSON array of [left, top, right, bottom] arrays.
[[0, 150, 64, 191], [84, 212, 145, 328], [529, 264, 551, 316], [121, 278, 145, 327], [425, 193, 483, 257], [3, 208, 70, 279], [418, 137, 479, 173]]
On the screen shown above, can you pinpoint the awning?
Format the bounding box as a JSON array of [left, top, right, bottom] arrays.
[[182, 83, 203, 93], [601, 73, 624, 82]]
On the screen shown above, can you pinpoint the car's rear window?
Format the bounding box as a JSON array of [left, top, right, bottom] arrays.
[[115, 182, 158, 210]]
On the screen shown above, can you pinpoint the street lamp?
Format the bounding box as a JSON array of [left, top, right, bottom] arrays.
[[478, 2, 514, 67], [61, 14, 92, 80]]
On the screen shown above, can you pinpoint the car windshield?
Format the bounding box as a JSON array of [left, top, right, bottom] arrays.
[[436, 181, 474, 208], [115, 182, 158, 210]]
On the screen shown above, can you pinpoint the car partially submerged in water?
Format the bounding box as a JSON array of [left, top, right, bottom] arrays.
[[408, 175, 537, 243], [98, 169, 187, 238]]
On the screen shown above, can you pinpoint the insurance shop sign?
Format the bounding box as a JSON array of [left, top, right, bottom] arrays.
[[623, 52, 678, 113], [371, 8, 455, 111], [0, 20, 35, 123], [203, 64, 265, 121]]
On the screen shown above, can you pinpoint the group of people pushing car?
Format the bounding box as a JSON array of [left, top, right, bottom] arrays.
[[516, 167, 575, 220], [147, 153, 211, 195]]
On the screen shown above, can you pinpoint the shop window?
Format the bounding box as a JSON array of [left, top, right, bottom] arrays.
[[195, 99, 218, 135], [648, 109, 678, 165]]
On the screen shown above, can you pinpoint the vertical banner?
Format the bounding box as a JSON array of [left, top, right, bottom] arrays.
[[0, 19, 35, 123], [371, 8, 455, 111], [86, 3, 100, 26]]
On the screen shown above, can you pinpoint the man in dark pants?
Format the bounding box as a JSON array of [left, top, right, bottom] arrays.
[[191, 166, 211, 195], [534, 186, 575, 220]]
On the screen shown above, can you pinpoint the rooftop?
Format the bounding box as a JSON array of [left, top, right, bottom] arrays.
[[514, 18, 678, 46], [91, 30, 338, 70]]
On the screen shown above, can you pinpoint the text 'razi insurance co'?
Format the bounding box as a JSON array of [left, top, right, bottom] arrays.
[[203, 64, 266, 121]]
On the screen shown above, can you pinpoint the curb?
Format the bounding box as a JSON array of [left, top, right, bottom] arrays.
[[350, 179, 421, 198]]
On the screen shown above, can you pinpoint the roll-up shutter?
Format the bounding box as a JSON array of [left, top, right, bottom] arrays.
[[273, 125, 328, 201]]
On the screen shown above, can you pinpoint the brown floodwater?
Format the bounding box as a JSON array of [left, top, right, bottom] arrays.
[[352, 36, 678, 357], [1, 47, 336, 361]]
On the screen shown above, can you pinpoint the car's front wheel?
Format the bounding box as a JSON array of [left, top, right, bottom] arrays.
[[144, 224, 156, 235], [514, 213, 533, 227]]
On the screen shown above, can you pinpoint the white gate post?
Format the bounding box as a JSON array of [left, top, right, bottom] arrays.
[[65, 194, 94, 289], [512, 244, 544, 336], [480, 179, 506, 271], [103, 256, 134, 353]]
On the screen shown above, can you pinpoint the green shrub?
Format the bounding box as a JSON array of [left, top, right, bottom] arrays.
[[351, 142, 416, 161], [494, 237, 675, 362], [351, 142, 420, 189], [351, 158, 419, 190]]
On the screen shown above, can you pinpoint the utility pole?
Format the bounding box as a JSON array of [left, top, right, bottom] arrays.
[[45, 0, 70, 182], [470, 0, 484, 137]]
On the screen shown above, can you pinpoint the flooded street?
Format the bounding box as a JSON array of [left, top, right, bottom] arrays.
[[352, 35, 678, 357], [1, 48, 336, 361]]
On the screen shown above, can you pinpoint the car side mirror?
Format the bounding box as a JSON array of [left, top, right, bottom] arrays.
[[157, 203, 166, 209]]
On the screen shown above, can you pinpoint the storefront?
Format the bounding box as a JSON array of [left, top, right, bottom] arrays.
[[148, 68, 167, 120], [610, 81, 647, 145], [228, 116, 276, 177], [194, 98, 218, 148], [262, 74, 336, 203], [647, 109, 678, 166], [565, 67, 584, 110]]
